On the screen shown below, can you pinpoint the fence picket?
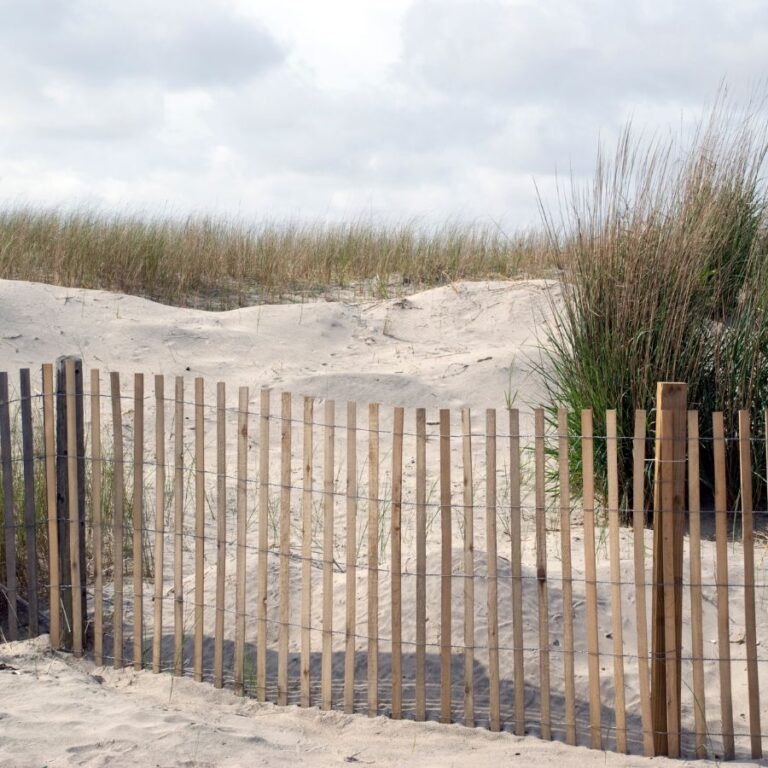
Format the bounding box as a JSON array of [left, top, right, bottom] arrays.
[[193, 378, 204, 682], [509, 408, 525, 736], [20, 369, 38, 637], [713, 412, 734, 760], [557, 409, 576, 746], [278, 392, 292, 706], [687, 411, 706, 758], [606, 410, 626, 752], [739, 410, 762, 759], [415, 408, 427, 722], [581, 409, 602, 749], [632, 410, 653, 756], [439, 408, 452, 724], [344, 402, 358, 714], [152, 375, 165, 674], [659, 407, 681, 758], [534, 408, 550, 740], [173, 376, 184, 676], [322, 399, 335, 711], [42, 364, 60, 649], [461, 408, 474, 727], [133, 373, 145, 671], [257, 388, 270, 701], [91, 370, 103, 665], [486, 409, 500, 732], [111, 372, 125, 668], [233, 387, 248, 695], [0, 371, 17, 642], [367, 402, 379, 717], [300, 396, 313, 708], [65, 360, 83, 657], [391, 406, 404, 720], [214, 382, 226, 689]]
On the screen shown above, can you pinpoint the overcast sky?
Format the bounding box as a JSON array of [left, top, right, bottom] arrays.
[[1, 0, 766, 227]]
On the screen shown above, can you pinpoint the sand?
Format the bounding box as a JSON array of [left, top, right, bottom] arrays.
[[0, 278, 555, 410], [0, 636, 751, 768], [0, 278, 765, 767]]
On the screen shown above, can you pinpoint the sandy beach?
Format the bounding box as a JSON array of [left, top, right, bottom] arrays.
[[1, 278, 766, 767]]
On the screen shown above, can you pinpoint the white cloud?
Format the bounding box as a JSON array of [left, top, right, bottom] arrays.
[[0, 0, 284, 87], [0, 0, 765, 226]]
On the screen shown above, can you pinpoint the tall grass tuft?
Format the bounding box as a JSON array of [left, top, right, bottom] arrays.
[[0, 211, 553, 308], [540, 100, 768, 511]]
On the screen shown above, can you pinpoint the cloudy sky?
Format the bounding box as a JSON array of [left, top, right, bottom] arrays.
[[1, 0, 766, 227]]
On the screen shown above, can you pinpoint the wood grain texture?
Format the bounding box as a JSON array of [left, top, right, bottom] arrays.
[[632, 410, 653, 756], [278, 392, 292, 705], [322, 399, 335, 711], [461, 408, 474, 728], [650, 383, 686, 757], [557, 408, 576, 746], [300, 396, 314, 708], [65, 360, 83, 657], [713, 412, 734, 760], [687, 411, 706, 758], [19, 369, 38, 636], [534, 408, 550, 740], [606, 410, 626, 752], [172, 376, 183, 676], [152, 375, 165, 674], [193, 378, 204, 681], [415, 408, 427, 722], [391, 406, 404, 719], [0, 371, 17, 641], [43, 364, 60, 650], [739, 410, 762, 759], [133, 373, 145, 671], [367, 402, 379, 717], [581, 409, 601, 749], [91, 370, 104, 664], [233, 387, 248, 695], [509, 408, 525, 736], [112, 372, 126, 669], [213, 382, 226, 689], [485, 409, 501, 732], [439, 408, 452, 724], [344, 401, 358, 714], [256, 388, 270, 701]]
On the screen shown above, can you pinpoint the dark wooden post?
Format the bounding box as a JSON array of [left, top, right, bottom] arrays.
[[55, 356, 87, 649], [19, 368, 39, 636], [0, 371, 18, 641], [650, 382, 687, 757]]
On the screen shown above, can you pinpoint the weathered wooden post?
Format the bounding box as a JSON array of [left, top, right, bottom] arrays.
[[650, 382, 687, 757], [55, 356, 87, 649], [0, 371, 18, 641]]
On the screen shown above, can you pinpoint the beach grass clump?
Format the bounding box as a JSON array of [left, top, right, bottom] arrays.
[[0, 211, 553, 308], [540, 102, 768, 510]]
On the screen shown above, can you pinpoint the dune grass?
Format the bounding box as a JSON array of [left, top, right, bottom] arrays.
[[540, 102, 768, 510], [0, 210, 553, 308]]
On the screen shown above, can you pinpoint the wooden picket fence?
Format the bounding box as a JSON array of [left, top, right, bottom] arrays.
[[1, 359, 768, 761]]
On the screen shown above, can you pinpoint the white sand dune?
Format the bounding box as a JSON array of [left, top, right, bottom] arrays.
[[0, 278, 556, 410], [0, 278, 765, 767]]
